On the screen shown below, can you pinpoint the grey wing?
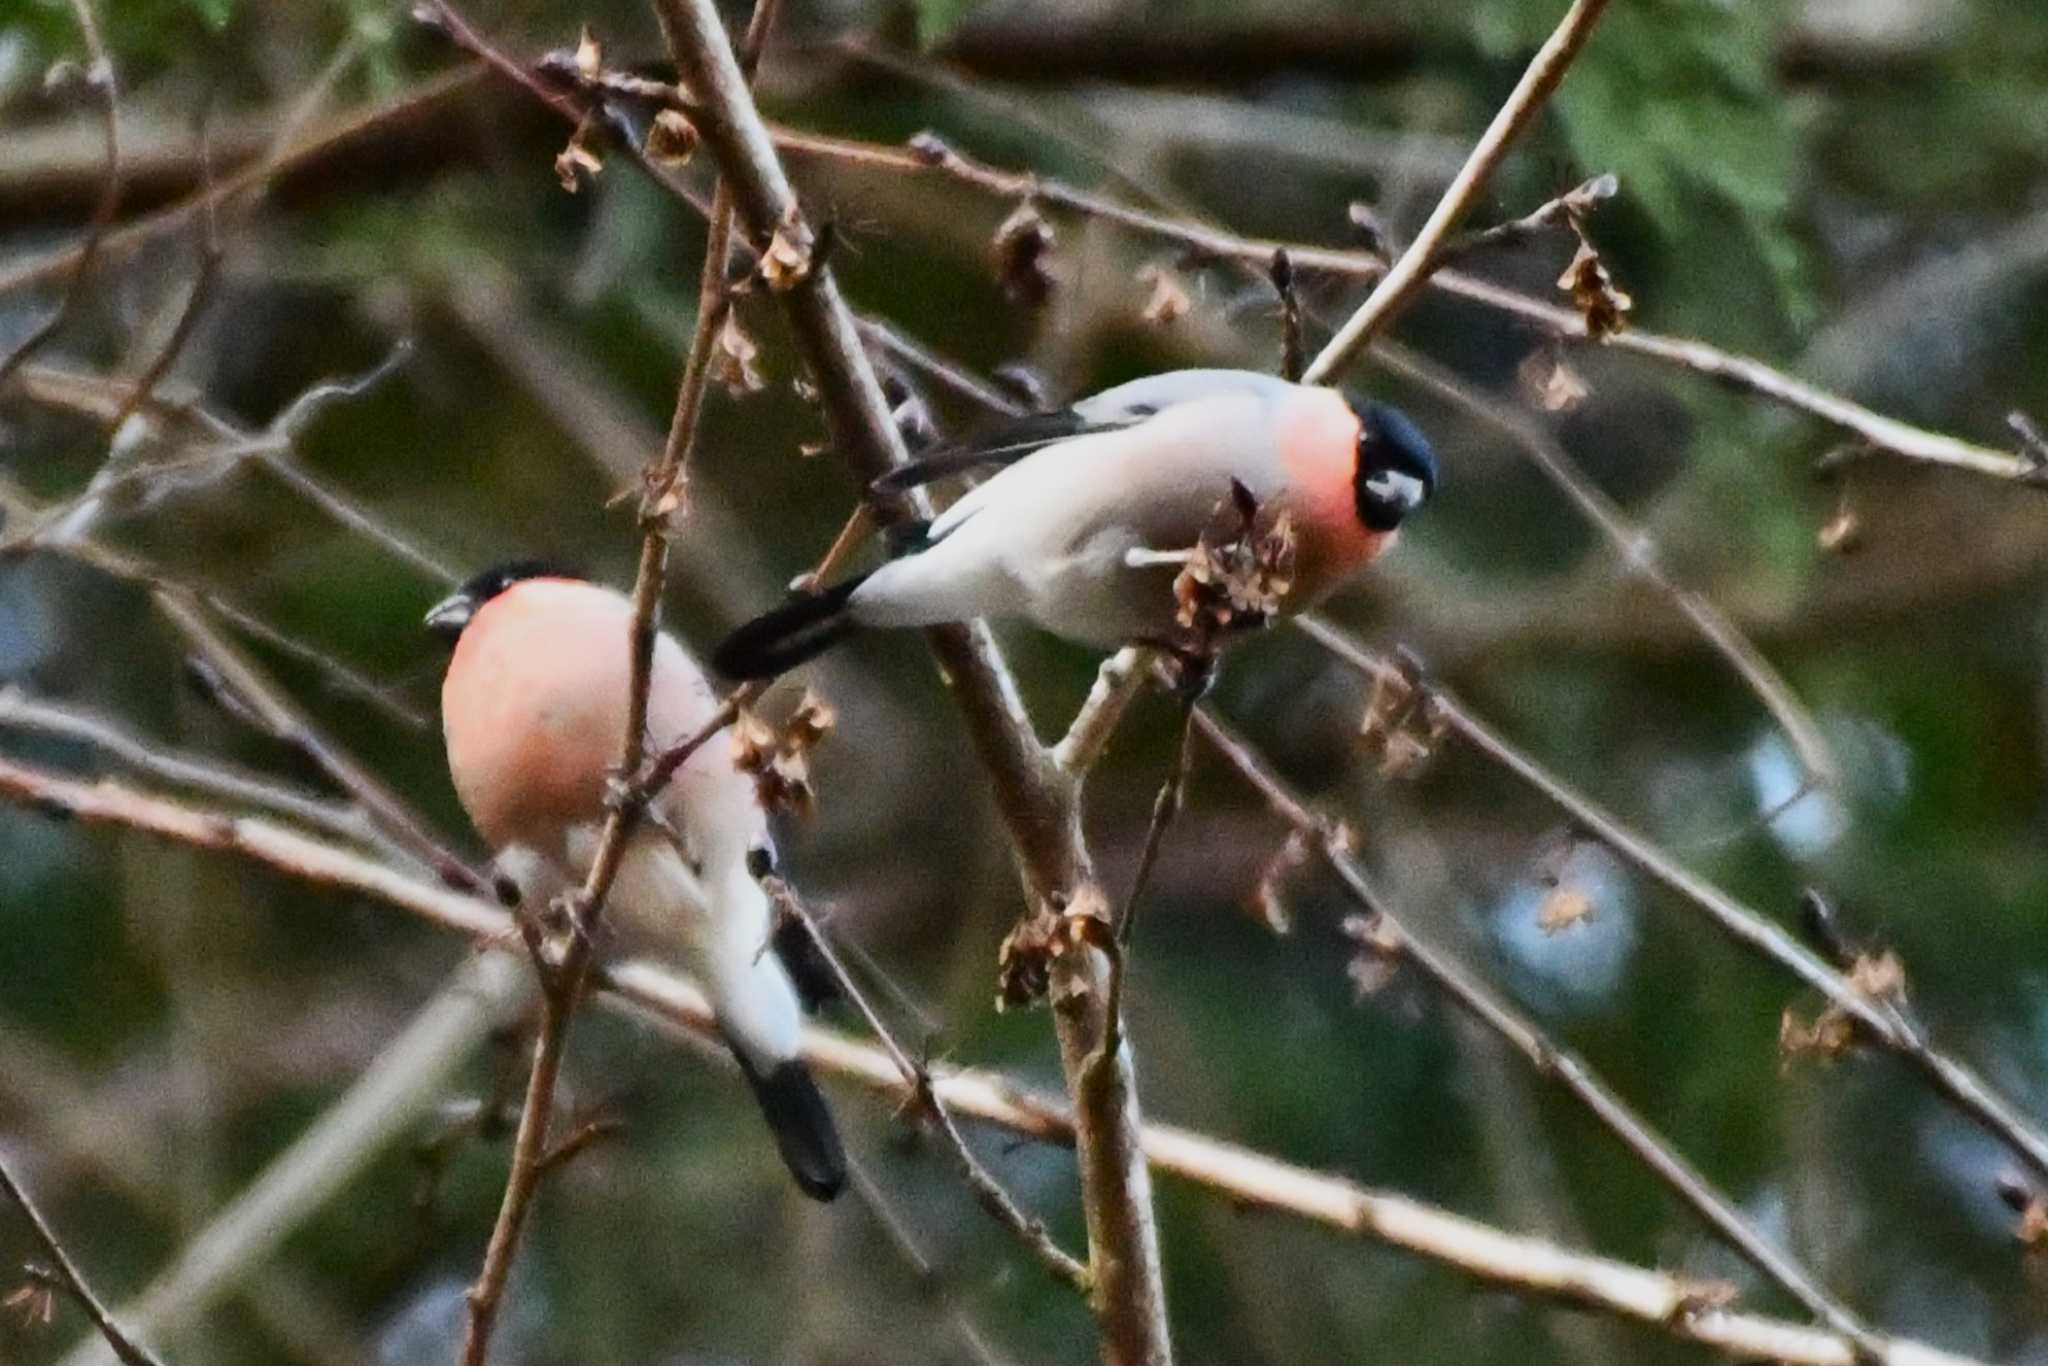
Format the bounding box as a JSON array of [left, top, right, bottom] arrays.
[[874, 369, 1299, 498], [934, 388, 1282, 551], [1071, 368, 1301, 426]]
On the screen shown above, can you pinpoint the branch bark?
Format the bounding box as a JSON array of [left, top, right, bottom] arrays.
[[651, 3, 1171, 1360], [0, 756, 1986, 1366]]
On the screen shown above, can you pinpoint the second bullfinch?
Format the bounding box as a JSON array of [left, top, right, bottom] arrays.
[[427, 564, 846, 1201], [712, 369, 1437, 679]]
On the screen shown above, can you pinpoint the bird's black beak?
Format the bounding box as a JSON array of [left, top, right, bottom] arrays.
[[423, 591, 475, 642]]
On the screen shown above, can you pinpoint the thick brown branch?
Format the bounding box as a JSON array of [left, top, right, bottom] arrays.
[[0, 756, 1985, 1366], [650, 2, 1169, 1360]]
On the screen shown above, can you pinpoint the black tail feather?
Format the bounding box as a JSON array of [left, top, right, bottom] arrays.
[[771, 914, 841, 1013], [712, 575, 868, 680], [735, 1051, 846, 1201]]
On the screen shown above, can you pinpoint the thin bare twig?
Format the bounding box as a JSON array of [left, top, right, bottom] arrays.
[[1268, 249, 1305, 382], [1433, 270, 2042, 484], [1293, 615, 2048, 1188], [0, 1156, 166, 1366], [767, 881, 1092, 1293], [179, 595, 435, 735], [1434, 172, 1617, 266], [1373, 338, 1840, 792], [7, 32, 2028, 488], [0, 470, 434, 733], [457, 5, 782, 1359], [529, 1117, 625, 1179], [16, 348, 458, 589], [0, 685, 374, 847], [107, 115, 222, 434], [0, 66, 482, 302], [856, 317, 1028, 419], [768, 106, 2039, 485], [0, 0, 122, 390], [843, 1167, 1020, 1366], [1052, 647, 1152, 775], [154, 589, 494, 896], [0, 757, 1984, 1366], [1302, 0, 1613, 382], [48, 955, 534, 1366], [0, 1027, 366, 1366], [2, 468, 483, 890], [1095, 688, 1199, 1063], [1188, 705, 1885, 1356]]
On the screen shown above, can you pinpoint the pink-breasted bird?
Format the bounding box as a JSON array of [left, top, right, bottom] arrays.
[[711, 369, 1437, 679], [427, 565, 845, 1201]]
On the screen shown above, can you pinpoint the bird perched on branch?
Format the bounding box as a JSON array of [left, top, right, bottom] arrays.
[[427, 564, 846, 1201], [712, 370, 1437, 679]]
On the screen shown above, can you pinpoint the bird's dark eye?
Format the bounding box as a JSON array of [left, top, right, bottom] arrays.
[[746, 846, 776, 879]]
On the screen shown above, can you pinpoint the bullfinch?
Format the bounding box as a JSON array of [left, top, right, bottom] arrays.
[[711, 369, 1437, 679], [426, 563, 846, 1201]]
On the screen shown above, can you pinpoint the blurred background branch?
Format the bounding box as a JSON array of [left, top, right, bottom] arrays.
[[7, 0, 2048, 1362]]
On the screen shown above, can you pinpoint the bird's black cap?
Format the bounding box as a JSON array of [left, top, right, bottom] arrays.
[[1342, 394, 1439, 532], [424, 559, 581, 641]]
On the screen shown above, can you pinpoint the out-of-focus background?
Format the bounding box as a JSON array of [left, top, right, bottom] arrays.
[[5, 0, 2048, 1362]]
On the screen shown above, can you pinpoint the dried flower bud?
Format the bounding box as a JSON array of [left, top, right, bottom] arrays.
[[761, 212, 812, 292], [713, 311, 765, 395], [1342, 912, 1405, 997], [574, 24, 603, 78], [1558, 239, 1633, 341], [1847, 949, 1906, 1003], [1359, 666, 1448, 779], [5, 1279, 55, 1327], [1779, 1006, 1856, 1063], [992, 202, 1055, 307], [1517, 348, 1590, 412], [1137, 263, 1191, 325], [1249, 829, 1312, 935], [731, 692, 835, 817], [645, 109, 698, 165], [554, 140, 602, 194], [1171, 484, 1296, 644], [1817, 502, 1862, 554]]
